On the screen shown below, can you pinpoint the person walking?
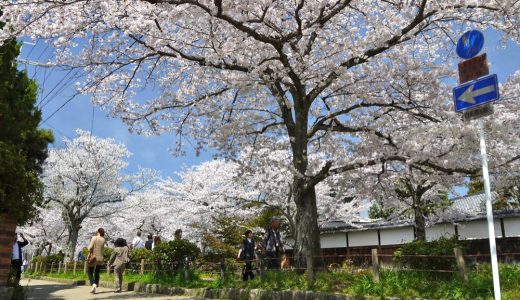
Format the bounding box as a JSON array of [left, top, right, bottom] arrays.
[[131, 231, 144, 249], [11, 233, 29, 284], [87, 228, 105, 294], [144, 234, 153, 250], [237, 230, 256, 281], [261, 217, 284, 270], [77, 250, 85, 262], [22, 259, 28, 272], [109, 238, 130, 293]]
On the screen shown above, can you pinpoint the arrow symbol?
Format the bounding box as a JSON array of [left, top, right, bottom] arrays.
[[458, 84, 495, 104]]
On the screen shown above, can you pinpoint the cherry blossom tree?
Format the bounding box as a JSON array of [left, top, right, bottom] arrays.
[[2, 0, 520, 275], [41, 129, 156, 259], [159, 149, 367, 246], [22, 206, 67, 257]]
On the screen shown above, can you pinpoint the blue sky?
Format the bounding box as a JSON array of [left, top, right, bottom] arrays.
[[17, 30, 520, 185], [19, 41, 214, 179]]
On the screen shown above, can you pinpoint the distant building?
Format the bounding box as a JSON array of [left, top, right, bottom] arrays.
[[316, 193, 520, 250]]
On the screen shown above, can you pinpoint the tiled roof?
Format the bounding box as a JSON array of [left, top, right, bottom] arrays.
[[447, 192, 498, 215], [320, 192, 519, 233]]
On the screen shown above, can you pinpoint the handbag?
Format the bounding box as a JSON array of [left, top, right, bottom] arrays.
[[87, 253, 97, 264], [87, 236, 97, 265]]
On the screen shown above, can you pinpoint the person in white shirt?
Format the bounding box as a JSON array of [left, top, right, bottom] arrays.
[[12, 233, 29, 283], [22, 259, 28, 272], [131, 231, 144, 249]]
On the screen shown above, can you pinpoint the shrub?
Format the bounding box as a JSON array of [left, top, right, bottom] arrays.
[[32, 254, 63, 265], [129, 247, 153, 263], [153, 240, 200, 264], [394, 236, 463, 271], [224, 257, 242, 272], [200, 234, 236, 262]]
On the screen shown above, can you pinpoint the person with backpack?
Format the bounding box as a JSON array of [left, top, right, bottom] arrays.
[[261, 217, 284, 270], [109, 238, 130, 293], [131, 231, 144, 249], [145, 234, 153, 250], [237, 230, 256, 281]]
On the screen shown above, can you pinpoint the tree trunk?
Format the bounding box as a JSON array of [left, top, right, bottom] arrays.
[[46, 243, 52, 256], [413, 202, 426, 241], [66, 225, 80, 261], [293, 181, 321, 284]]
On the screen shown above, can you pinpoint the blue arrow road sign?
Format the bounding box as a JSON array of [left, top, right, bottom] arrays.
[[453, 74, 499, 112]]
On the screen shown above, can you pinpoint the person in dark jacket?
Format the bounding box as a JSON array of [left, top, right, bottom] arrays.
[[261, 217, 284, 270], [237, 230, 256, 281], [145, 234, 153, 250], [11, 233, 29, 283]]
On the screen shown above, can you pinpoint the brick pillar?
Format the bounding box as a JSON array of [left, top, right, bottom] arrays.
[[0, 214, 17, 287]]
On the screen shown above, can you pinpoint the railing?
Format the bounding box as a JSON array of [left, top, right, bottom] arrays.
[[27, 249, 520, 283]]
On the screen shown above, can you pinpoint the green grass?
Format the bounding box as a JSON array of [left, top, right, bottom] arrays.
[[27, 264, 520, 299]]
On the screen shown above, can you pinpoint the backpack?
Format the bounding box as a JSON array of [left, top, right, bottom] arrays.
[[239, 239, 254, 261]]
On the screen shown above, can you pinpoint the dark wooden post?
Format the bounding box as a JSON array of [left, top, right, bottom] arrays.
[[220, 257, 225, 279], [454, 247, 468, 283], [258, 256, 264, 281], [184, 256, 190, 281], [371, 249, 380, 283]]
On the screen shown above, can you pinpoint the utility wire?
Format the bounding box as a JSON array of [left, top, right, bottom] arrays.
[[38, 69, 76, 108], [41, 93, 78, 124]]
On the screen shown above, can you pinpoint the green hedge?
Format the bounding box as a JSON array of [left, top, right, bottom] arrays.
[[32, 254, 63, 265], [153, 240, 200, 263], [394, 236, 463, 271], [129, 247, 154, 263]]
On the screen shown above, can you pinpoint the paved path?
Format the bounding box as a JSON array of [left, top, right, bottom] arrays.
[[20, 278, 205, 300]]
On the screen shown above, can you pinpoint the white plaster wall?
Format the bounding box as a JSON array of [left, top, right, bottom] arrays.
[[458, 220, 502, 239], [504, 218, 520, 237], [320, 233, 347, 248], [348, 230, 379, 247], [380, 227, 414, 245], [426, 224, 456, 241]]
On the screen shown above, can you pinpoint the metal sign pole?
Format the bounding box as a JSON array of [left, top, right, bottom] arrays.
[[478, 119, 501, 300]]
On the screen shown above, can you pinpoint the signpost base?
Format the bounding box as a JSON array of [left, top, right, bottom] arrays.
[[463, 104, 494, 122]]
